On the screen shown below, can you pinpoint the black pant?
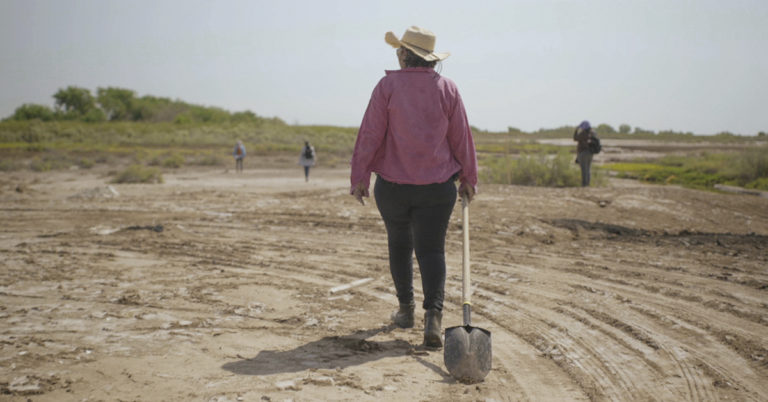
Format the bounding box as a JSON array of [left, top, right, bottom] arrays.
[[578, 151, 592, 186], [374, 175, 457, 311]]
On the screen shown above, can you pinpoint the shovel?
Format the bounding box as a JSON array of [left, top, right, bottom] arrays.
[[444, 197, 492, 383]]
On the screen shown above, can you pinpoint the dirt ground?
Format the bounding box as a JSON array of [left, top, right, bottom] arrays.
[[1, 156, 767, 401]]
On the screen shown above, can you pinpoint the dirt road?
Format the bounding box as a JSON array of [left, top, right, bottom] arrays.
[[1, 166, 766, 401]]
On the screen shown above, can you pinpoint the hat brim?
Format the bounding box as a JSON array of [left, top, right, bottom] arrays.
[[401, 43, 450, 61], [385, 31, 449, 62]]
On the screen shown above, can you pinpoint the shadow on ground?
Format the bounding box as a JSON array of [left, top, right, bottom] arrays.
[[222, 325, 415, 376]]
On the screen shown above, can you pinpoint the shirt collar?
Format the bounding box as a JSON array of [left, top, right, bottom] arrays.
[[385, 67, 436, 75]]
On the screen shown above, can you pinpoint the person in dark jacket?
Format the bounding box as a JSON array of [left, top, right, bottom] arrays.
[[299, 141, 316, 182], [574, 120, 595, 186]]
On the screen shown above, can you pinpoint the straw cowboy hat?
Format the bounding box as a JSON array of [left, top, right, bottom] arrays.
[[385, 26, 450, 62]]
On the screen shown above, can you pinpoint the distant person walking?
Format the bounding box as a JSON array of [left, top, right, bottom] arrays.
[[233, 140, 246, 173], [574, 120, 596, 186], [299, 141, 316, 182], [350, 26, 478, 348]]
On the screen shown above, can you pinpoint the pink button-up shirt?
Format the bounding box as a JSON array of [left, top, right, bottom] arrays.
[[350, 67, 478, 193]]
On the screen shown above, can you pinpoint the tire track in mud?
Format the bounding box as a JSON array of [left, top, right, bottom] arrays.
[[460, 245, 748, 400], [466, 279, 673, 400], [440, 276, 593, 400], [444, 262, 639, 400], [469, 265, 651, 398], [559, 254, 768, 322], [482, 246, 768, 401], [547, 256, 768, 377], [555, 302, 716, 402], [497, 246, 768, 338]]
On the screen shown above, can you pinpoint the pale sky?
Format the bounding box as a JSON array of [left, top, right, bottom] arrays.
[[2, 0, 767, 135]]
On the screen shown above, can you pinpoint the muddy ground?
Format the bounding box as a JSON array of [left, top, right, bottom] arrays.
[[1, 156, 767, 401]]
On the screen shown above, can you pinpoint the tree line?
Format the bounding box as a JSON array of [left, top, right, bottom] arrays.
[[7, 85, 763, 138], [5, 86, 281, 125]]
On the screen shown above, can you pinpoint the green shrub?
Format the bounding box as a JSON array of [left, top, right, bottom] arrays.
[[736, 147, 768, 184], [18, 123, 48, 143], [94, 154, 112, 164], [0, 159, 22, 171], [29, 157, 53, 172], [111, 165, 163, 183], [132, 149, 151, 164], [147, 154, 162, 166], [162, 153, 185, 168], [745, 178, 768, 191], [25, 143, 46, 152], [82, 108, 107, 122], [29, 153, 73, 172], [77, 158, 95, 169], [11, 104, 55, 121], [188, 152, 225, 166], [481, 151, 584, 187]]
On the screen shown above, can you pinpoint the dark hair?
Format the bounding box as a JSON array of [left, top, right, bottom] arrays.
[[401, 47, 438, 68]]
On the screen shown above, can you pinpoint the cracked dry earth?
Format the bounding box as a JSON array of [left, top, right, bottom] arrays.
[[1, 166, 767, 401]]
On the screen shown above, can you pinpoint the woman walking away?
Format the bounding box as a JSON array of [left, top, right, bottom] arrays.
[[350, 26, 478, 348], [233, 140, 246, 173], [573, 120, 595, 186], [299, 141, 316, 182]]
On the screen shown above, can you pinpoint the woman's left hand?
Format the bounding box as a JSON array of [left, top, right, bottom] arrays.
[[458, 182, 475, 204]]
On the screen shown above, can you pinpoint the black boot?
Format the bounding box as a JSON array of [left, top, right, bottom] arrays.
[[424, 308, 442, 348], [392, 302, 415, 328]]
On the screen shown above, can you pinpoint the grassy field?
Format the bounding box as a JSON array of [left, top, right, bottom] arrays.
[[1, 120, 766, 189], [480, 151, 607, 187], [0, 120, 358, 175], [603, 149, 768, 191]]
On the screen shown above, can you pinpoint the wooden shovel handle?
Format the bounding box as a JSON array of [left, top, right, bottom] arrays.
[[462, 197, 471, 319]]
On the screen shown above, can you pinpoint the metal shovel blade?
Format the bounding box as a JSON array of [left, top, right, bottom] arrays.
[[444, 199, 492, 383], [444, 324, 492, 383]]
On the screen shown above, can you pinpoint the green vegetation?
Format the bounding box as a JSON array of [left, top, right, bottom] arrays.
[[475, 140, 566, 155], [604, 147, 768, 191], [495, 125, 759, 143], [28, 152, 80, 172], [155, 152, 185, 169], [0, 119, 358, 173], [481, 151, 605, 187], [6, 85, 276, 124], [11, 104, 57, 122], [111, 165, 163, 184], [0, 158, 23, 172], [185, 151, 226, 167], [3, 85, 765, 190], [0, 120, 356, 152]]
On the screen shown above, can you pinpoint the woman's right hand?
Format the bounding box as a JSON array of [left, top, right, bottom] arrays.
[[352, 183, 369, 206]]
